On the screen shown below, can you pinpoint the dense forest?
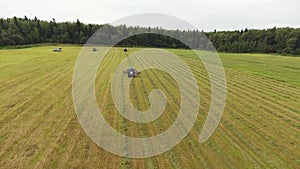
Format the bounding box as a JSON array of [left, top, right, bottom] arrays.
[[0, 16, 299, 54]]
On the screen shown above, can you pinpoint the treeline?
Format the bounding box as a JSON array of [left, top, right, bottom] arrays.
[[0, 16, 299, 54], [207, 28, 300, 55], [0, 16, 101, 45]]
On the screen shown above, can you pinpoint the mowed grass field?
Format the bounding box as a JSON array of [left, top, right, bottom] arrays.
[[0, 45, 299, 169]]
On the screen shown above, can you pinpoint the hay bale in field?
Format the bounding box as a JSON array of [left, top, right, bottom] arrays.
[[123, 48, 128, 52], [53, 48, 62, 52]]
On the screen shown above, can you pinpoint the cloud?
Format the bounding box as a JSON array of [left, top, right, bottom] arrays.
[[0, 0, 299, 31]]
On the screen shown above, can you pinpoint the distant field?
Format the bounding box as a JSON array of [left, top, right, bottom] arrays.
[[0, 45, 299, 168]]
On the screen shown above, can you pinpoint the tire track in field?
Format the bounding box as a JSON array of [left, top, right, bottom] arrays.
[[124, 54, 186, 168], [127, 54, 166, 168], [133, 53, 212, 168], [95, 48, 126, 168], [132, 52, 223, 168]]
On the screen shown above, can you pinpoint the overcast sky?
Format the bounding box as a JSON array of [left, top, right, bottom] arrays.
[[0, 0, 299, 31]]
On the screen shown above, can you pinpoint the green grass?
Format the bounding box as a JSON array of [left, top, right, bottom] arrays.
[[219, 52, 300, 87], [0, 45, 299, 168]]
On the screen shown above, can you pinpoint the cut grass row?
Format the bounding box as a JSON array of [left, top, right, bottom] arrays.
[[0, 46, 299, 168], [96, 47, 299, 167]]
